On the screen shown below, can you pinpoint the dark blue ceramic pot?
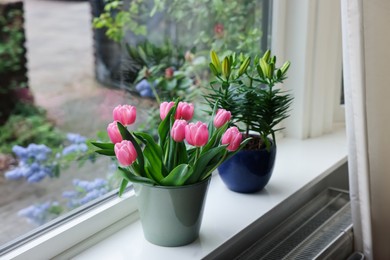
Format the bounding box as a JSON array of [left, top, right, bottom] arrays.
[[218, 142, 277, 193]]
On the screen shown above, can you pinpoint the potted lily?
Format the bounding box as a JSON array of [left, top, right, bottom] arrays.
[[91, 100, 249, 246], [205, 50, 293, 193]]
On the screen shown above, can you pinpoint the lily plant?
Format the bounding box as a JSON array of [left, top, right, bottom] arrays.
[[205, 50, 293, 152], [91, 101, 249, 195]]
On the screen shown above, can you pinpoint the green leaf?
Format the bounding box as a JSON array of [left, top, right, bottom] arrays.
[[187, 146, 227, 184], [137, 46, 147, 64], [134, 132, 166, 181], [117, 122, 145, 176], [95, 149, 115, 156], [203, 122, 229, 154], [90, 141, 114, 150], [118, 167, 156, 185], [118, 179, 129, 196], [157, 101, 178, 148], [199, 152, 226, 180], [160, 164, 190, 186], [176, 141, 188, 165], [166, 135, 176, 173]]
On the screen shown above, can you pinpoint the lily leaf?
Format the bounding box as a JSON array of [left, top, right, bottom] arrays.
[[160, 164, 190, 186]]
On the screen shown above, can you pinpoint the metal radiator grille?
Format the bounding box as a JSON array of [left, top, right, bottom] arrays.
[[236, 189, 351, 260]]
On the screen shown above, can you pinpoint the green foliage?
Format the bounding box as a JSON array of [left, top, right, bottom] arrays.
[[157, 0, 262, 55], [93, 0, 147, 42], [129, 41, 203, 136], [92, 0, 263, 55], [205, 50, 293, 151], [0, 103, 65, 154], [128, 40, 198, 102], [0, 9, 24, 74], [0, 7, 28, 123], [126, 40, 187, 73]]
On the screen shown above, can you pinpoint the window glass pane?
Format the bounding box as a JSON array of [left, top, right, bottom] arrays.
[[0, 0, 271, 250]]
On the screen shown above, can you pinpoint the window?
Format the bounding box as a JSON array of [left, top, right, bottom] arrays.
[[1, 0, 346, 258], [0, 0, 273, 256], [0, 0, 123, 251]]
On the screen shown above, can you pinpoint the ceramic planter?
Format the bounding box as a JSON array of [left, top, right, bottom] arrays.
[[132, 177, 211, 247], [218, 142, 277, 193]]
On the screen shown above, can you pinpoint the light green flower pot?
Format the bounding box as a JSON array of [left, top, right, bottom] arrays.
[[133, 177, 211, 247]]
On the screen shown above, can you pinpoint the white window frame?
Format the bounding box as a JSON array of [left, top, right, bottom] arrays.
[[1, 1, 346, 259], [273, 0, 344, 139], [1, 191, 138, 259]]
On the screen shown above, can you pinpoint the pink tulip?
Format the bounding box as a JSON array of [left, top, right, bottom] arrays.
[[171, 120, 187, 142], [113, 105, 136, 126], [160, 101, 175, 120], [175, 102, 194, 120], [221, 127, 242, 151], [107, 121, 123, 144], [114, 140, 137, 166], [214, 109, 231, 128], [185, 121, 209, 147]]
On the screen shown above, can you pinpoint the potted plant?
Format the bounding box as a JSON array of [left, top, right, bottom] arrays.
[[204, 50, 293, 193], [91, 100, 249, 246]]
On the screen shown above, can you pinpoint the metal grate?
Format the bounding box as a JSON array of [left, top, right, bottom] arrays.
[[236, 189, 351, 260]]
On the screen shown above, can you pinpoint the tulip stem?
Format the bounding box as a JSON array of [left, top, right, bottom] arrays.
[[172, 140, 177, 169], [164, 138, 170, 168], [195, 147, 200, 162]]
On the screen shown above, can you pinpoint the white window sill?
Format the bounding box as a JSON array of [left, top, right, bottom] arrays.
[[73, 127, 347, 260], [2, 127, 347, 260]]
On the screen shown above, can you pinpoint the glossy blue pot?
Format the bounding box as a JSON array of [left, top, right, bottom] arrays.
[[218, 143, 277, 193]]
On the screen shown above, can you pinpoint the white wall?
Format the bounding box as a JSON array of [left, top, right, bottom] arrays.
[[362, 0, 390, 258], [342, 0, 390, 258]]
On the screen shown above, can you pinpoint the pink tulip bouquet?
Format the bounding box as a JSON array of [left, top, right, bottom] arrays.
[[92, 100, 249, 194]]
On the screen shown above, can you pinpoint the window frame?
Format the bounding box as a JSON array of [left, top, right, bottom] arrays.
[[1, 0, 346, 258]]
